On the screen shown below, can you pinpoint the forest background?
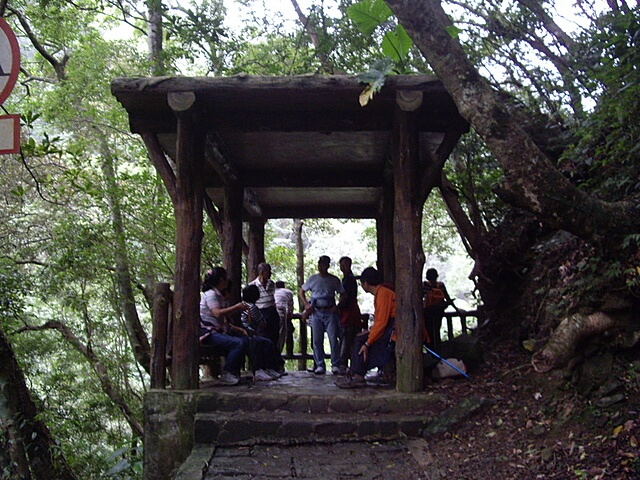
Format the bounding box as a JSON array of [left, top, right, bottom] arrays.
[[1, 0, 639, 478]]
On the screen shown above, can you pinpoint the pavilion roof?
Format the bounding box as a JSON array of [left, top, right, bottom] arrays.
[[111, 74, 468, 219]]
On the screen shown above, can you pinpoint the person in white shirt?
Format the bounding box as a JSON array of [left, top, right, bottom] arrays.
[[299, 255, 345, 375], [249, 262, 280, 348]]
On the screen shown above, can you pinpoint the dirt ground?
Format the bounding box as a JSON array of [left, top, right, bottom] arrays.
[[420, 342, 640, 480]]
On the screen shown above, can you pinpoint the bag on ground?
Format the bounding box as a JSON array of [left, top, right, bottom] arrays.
[[431, 358, 467, 379]]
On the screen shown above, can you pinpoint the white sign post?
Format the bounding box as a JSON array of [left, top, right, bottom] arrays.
[[0, 17, 20, 154]]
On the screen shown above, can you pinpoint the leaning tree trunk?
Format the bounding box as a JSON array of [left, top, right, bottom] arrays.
[[385, 0, 640, 239], [0, 327, 78, 480]]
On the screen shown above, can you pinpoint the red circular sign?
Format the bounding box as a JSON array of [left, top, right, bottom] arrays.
[[0, 18, 20, 105]]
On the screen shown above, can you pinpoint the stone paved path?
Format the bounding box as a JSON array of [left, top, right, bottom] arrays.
[[174, 371, 439, 479], [193, 439, 433, 479]]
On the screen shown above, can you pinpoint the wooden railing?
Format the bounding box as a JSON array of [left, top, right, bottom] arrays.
[[281, 309, 484, 367], [442, 309, 484, 341], [151, 282, 483, 389]]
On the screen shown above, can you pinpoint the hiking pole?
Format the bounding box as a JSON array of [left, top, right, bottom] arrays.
[[423, 346, 472, 380]]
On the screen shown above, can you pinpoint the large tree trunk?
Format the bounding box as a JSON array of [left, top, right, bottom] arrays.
[[0, 327, 78, 480], [385, 0, 640, 239], [147, 0, 165, 76]]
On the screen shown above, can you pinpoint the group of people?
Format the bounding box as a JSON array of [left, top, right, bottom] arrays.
[[199, 254, 455, 388], [299, 255, 364, 376], [199, 263, 289, 385], [298, 255, 400, 390]]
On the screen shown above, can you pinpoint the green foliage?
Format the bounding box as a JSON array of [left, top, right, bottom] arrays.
[[447, 131, 508, 231], [164, 0, 228, 74], [381, 25, 412, 65], [266, 245, 298, 287], [223, 30, 322, 75], [560, 8, 640, 202], [347, 0, 417, 96], [421, 195, 458, 262], [0, 260, 28, 325], [346, 0, 392, 36]]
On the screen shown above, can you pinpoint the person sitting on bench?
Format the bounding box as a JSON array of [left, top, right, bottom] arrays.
[[199, 267, 250, 386]]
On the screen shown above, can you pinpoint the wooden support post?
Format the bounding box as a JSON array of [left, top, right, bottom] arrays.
[[295, 219, 307, 371], [151, 282, 171, 389], [393, 91, 425, 393], [247, 217, 266, 282], [169, 91, 203, 390], [380, 182, 395, 283], [223, 183, 244, 303]]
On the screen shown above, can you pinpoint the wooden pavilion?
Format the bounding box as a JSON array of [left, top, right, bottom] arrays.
[[110, 74, 468, 394]]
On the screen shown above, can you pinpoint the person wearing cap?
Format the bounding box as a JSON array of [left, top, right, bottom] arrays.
[[335, 266, 395, 388], [299, 255, 345, 375]]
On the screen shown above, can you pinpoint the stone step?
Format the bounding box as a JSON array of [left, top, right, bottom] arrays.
[[195, 386, 445, 415], [194, 410, 431, 445]]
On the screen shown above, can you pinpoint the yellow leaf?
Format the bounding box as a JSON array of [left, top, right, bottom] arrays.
[[613, 425, 624, 437], [359, 86, 374, 106], [522, 339, 536, 351]]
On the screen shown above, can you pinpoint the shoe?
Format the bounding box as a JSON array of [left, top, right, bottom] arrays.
[[331, 366, 341, 375], [254, 369, 273, 381], [335, 374, 367, 389], [265, 369, 282, 379], [314, 367, 326, 375], [307, 366, 316, 373], [218, 372, 240, 385]]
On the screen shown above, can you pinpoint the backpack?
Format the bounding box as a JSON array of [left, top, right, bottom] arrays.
[[423, 282, 446, 308]]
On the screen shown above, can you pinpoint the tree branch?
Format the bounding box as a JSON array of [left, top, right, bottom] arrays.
[[289, 0, 337, 74], [385, 0, 640, 238], [6, 6, 68, 81], [17, 321, 144, 438]]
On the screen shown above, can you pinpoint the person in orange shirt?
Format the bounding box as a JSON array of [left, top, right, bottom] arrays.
[[335, 266, 395, 388]]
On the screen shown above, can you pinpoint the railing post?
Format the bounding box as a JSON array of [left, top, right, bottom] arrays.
[[151, 282, 171, 389], [298, 317, 308, 371], [446, 313, 454, 341], [461, 313, 468, 335]]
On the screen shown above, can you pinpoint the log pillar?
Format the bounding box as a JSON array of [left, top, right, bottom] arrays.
[[247, 217, 266, 282], [223, 184, 244, 303], [379, 179, 395, 283], [392, 90, 425, 393], [294, 219, 307, 371], [168, 91, 203, 390], [151, 282, 171, 389]]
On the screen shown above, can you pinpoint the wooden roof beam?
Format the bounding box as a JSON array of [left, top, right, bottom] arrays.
[[204, 132, 263, 218]]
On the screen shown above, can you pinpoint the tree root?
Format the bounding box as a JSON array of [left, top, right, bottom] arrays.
[[531, 311, 624, 372]]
